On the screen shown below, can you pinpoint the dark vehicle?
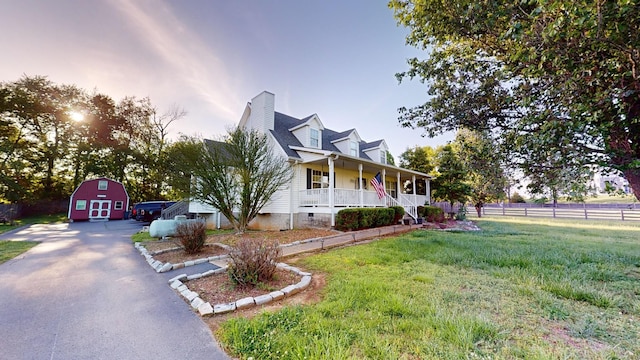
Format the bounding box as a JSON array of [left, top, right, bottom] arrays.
[[132, 201, 176, 222]]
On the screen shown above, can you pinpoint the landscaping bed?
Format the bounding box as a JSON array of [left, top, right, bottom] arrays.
[[189, 267, 302, 306]]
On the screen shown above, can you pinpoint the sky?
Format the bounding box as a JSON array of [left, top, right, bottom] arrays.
[[0, 0, 452, 162]]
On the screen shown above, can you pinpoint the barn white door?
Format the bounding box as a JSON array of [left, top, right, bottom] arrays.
[[89, 200, 111, 220]]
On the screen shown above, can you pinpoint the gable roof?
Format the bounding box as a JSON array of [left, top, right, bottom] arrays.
[[269, 111, 391, 162]]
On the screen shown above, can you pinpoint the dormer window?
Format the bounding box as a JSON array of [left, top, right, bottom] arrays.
[[310, 128, 319, 148], [380, 150, 386, 164], [350, 141, 358, 156]]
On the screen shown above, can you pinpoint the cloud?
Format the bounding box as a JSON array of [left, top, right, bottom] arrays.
[[108, 0, 244, 122]]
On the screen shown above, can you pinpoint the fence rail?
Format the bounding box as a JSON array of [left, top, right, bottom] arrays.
[[474, 206, 640, 221]]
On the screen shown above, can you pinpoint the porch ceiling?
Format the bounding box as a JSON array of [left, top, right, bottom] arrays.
[[301, 156, 430, 181]]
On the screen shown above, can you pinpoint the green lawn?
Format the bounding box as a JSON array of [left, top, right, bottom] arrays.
[[0, 213, 67, 235], [217, 217, 640, 359], [0, 241, 38, 264], [0, 213, 66, 264]]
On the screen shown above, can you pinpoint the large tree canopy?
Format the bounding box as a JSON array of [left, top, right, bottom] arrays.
[[390, 0, 640, 200], [0, 75, 184, 204]]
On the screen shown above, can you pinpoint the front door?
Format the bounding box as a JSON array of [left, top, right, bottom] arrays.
[[89, 200, 111, 220]]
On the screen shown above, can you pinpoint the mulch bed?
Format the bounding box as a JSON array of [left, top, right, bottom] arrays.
[[151, 244, 229, 264], [188, 268, 301, 306]]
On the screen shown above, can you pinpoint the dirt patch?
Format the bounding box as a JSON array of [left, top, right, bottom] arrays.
[[152, 244, 229, 264], [141, 228, 339, 253], [209, 228, 340, 246]]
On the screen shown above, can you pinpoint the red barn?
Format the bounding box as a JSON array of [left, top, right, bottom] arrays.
[[68, 178, 130, 222]]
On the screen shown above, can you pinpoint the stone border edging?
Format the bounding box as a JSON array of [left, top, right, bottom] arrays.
[[134, 242, 232, 273], [133, 223, 425, 316], [167, 263, 312, 316]]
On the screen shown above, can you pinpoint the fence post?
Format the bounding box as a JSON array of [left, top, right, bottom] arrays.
[[502, 205, 505, 216], [553, 208, 556, 218], [524, 208, 528, 217], [584, 208, 588, 219], [621, 209, 625, 221]]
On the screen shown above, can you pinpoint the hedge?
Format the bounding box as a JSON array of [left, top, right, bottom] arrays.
[[335, 207, 398, 231]]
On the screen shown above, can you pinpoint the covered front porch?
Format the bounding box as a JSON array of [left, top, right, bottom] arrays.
[[293, 153, 430, 227]]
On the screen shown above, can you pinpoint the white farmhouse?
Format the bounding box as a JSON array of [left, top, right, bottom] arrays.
[[190, 91, 431, 230]]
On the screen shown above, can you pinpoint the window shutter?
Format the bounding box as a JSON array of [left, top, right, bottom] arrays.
[[306, 168, 312, 189]]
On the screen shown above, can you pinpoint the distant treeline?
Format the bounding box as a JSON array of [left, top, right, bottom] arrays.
[[0, 75, 195, 204]]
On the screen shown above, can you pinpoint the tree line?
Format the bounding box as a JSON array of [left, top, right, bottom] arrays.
[[399, 127, 605, 217], [0, 75, 194, 204]]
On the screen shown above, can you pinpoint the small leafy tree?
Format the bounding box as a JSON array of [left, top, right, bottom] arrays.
[[190, 127, 294, 234], [399, 145, 436, 194], [455, 128, 507, 217], [431, 144, 472, 213]]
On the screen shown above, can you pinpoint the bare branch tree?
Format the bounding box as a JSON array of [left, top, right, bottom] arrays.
[[191, 127, 293, 233]]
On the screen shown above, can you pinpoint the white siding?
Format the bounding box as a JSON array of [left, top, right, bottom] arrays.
[[248, 91, 275, 133], [291, 126, 308, 147]]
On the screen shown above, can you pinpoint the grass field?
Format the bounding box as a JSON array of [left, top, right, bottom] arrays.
[[217, 217, 640, 359], [0, 241, 39, 265], [0, 213, 66, 264], [0, 213, 67, 235]]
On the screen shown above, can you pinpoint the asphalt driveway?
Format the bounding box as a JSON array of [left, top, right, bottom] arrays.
[[0, 220, 229, 360]]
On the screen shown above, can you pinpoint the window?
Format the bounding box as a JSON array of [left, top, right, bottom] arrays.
[[114, 201, 124, 210], [98, 180, 108, 190], [75, 200, 87, 210], [350, 141, 358, 156], [310, 128, 319, 148], [380, 150, 386, 164], [386, 181, 397, 198], [312, 169, 330, 188], [355, 178, 367, 190]]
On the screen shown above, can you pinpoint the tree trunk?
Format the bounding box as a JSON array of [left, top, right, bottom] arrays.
[[623, 168, 640, 202]]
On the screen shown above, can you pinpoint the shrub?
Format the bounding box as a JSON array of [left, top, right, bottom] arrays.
[[510, 192, 526, 203], [336, 208, 397, 231], [455, 206, 467, 221], [175, 221, 206, 254], [336, 209, 361, 231], [391, 206, 404, 224], [228, 238, 281, 288], [422, 206, 445, 223]]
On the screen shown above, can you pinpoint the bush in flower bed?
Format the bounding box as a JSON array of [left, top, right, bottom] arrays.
[[228, 237, 281, 288], [422, 206, 445, 223], [176, 221, 207, 254]]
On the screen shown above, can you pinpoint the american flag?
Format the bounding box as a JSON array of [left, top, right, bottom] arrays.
[[370, 172, 386, 199]]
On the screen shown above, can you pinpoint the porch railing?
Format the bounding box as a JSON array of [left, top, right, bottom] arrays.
[[299, 188, 424, 220], [161, 200, 189, 219], [300, 189, 385, 207]]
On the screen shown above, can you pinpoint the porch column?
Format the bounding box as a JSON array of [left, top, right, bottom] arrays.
[[396, 172, 401, 199], [358, 163, 363, 207], [382, 169, 386, 206], [329, 157, 335, 227], [289, 164, 296, 229], [412, 175, 417, 205], [425, 178, 431, 205]]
